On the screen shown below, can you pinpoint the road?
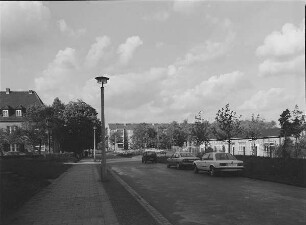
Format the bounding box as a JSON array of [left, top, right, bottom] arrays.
[[107, 156, 306, 225]]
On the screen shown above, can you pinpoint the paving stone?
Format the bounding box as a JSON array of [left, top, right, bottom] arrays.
[[4, 159, 119, 225]]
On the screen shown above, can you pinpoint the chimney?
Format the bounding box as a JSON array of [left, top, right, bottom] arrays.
[[6, 88, 10, 94], [29, 90, 33, 94]]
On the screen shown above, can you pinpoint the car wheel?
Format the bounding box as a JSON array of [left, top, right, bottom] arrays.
[[194, 165, 199, 174], [209, 166, 216, 177], [176, 163, 181, 170], [167, 164, 170, 168]]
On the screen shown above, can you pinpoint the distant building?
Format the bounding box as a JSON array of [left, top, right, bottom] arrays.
[[0, 88, 44, 152], [194, 128, 287, 157], [107, 123, 169, 150]]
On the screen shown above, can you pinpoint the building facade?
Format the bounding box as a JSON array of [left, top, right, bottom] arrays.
[[0, 88, 44, 152]]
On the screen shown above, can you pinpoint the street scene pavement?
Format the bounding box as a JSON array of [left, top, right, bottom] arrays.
[[108, 156, 306, 225], [2, 156, 306, 225], [3, 159, 119, 225]]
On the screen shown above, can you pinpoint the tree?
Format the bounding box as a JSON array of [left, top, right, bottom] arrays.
[[213, 104, 242, 154], [247, 114, 264, 156], [156, 125, 171, 149], [279, 109, 293, 158], [167, 121, 189, 148], [131, 123, 153, 149], [22, 104, 52, 153], [191, 120, 210, 151], [61, 100, 100, 154], [109, 130, 123, 150], [291, 105, 305, 157]]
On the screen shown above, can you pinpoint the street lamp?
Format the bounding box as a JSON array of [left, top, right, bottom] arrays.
[[93, 125, 97, 161], [95, 75, 109, 181]]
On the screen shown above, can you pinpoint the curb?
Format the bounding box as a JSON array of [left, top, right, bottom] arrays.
[[109, 168, 173, 225], [93, 165, 120, 225]]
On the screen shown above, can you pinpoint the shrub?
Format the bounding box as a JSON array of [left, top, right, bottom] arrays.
[[235, 155, 306, 187]]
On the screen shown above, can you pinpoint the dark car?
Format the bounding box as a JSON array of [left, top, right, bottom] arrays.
[[167, 152, 199, 169], [142, 151, 157, 163]]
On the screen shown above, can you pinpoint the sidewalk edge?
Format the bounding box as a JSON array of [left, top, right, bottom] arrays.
[[94, 166, 120, 225], [109, 168, 173, 225]]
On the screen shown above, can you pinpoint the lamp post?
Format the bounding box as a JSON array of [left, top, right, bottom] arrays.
[[93, 125, 97, 161], [95, 75, 109, 181]]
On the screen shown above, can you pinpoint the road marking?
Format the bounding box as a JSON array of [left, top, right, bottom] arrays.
[[109, 169, 173, 225]]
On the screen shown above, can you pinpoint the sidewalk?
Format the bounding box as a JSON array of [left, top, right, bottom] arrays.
[[5, 159, 119, 225]]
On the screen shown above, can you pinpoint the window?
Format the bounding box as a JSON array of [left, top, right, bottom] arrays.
[[3, 110, 8, 117], [16, 110, 22, 117], [202, 154, 209, 160]]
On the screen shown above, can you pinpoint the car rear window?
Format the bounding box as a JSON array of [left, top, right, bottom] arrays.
[[215, 153, 237, 160], [180, 153, 194, 157]]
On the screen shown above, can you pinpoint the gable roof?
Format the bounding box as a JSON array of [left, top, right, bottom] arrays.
[[0, 89, 44, 122], [0, 89, 44, 109]]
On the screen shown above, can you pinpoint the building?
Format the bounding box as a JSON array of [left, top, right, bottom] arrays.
[[0, 88, 44, 152], [107, 123, 170, 150], [194, 128, 286, 157], [108, 123, 125, 151]]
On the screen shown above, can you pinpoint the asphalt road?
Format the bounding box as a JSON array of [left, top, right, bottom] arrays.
[[107, 156, 306, 225]]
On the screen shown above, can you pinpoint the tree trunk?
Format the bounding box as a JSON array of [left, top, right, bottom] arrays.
[[228, 140, 231, 154]]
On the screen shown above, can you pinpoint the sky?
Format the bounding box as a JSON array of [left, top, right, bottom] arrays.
[[1, 0, 305, 125]]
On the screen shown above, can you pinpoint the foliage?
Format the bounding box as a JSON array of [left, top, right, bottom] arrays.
[[213, 103, 242, 153], [156, 125, 172, 149], [279, 109, 292, 138], [167, 120, 189, 147], [61, 100, 100, 154], [191, 120, 210, 147], [109, 130, 123, 145], [131, 123, 157, 149], [278, 105, 306, 158]]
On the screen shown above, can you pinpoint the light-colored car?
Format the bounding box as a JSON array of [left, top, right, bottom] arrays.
[[193, 152, 244, 176], [167, 152, 200, 169]]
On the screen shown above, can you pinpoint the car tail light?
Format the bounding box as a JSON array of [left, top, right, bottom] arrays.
[[219, 163, 227, 166]]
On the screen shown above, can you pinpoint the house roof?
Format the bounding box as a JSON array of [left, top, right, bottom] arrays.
[[0, 89, 44, 109], [0, 89, 44, 122]]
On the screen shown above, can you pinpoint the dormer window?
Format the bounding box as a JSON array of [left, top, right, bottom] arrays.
[[16, 110, 22, 117], [3, 110, 9, 117]]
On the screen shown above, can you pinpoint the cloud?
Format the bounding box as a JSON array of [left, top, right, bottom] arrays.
[[259, 54, 305, 76], [256, 19, 305, 57], [57, 19, 86, 38], [0, 1, 51, 50], [117, 36, 143, 65], [85, 36, 111, 68], [257, 19, 305, 77], [34, 48, 79, 103], [172, 0, 202, 14], [238, 88, 294, 112], [143, 11, 170, 22], [176, 31, 235, 66], [167, 71, 246, 111]]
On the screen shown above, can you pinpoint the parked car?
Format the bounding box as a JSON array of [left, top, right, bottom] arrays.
[[167, 152, 199, 169], [142, 150, 157, 163], [193, 152, 244, 176]]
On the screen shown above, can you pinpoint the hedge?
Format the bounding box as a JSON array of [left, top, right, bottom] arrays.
[[235, 156, 306, 187]]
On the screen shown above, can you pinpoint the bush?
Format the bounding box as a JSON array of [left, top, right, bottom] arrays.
[[235, 155, 306, 187]]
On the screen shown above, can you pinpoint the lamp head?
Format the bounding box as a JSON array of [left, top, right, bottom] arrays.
[[95, 76, 109, 86], [93, 125, 97, 130]]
